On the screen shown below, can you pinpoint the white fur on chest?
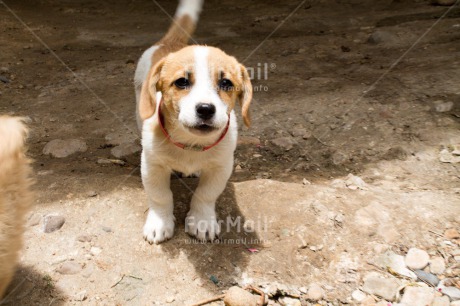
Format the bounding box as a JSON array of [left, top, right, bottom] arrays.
[[141, 113, 237, 176]]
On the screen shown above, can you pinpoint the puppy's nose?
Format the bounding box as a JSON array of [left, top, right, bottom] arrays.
[[196, 103, 216, 120]]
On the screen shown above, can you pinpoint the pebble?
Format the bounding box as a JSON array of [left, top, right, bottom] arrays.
[[223, 286, 258, 306], [432, 295, 450, 306], [43, 139, 87, 158], [278, 297, 301, 306], [444, 228, 460, 239], [344, 173, 367, 190], [290, 127, 307, 137], [362, 272, 399, 301], [430, 257, 446, 274], [86, 190, 98, 197], [413, 269, 439, 286], [400, 287, 435, 305], [237, 136, 261, 146], [367, 30, 397, 44], [43, 214, 65, 233], [74, 290, 87, 301], [351, 289, 366, 302], [270, 137, 297, 151], [437, 279, 460, 301], [90, 247, 102, 256], [405, 248, 430, 270], [111, 142, 141, 158], [0, 75, 9, 83], [434, 101, 454, 112], [374, 251, 416, 279], [101, 226, 112, 233], [77, 235, 92, 242], [105, 132, 136, 146], [165, 296, 175, 303], [307, 283, 323, 301], [57, 261, 81, 275]]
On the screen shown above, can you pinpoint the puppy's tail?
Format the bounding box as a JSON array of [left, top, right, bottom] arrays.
[[160, 0, 204, 45], [0, 116, 29, 160]]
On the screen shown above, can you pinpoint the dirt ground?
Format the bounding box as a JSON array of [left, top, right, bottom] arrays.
[[1, 0, 460, 305]]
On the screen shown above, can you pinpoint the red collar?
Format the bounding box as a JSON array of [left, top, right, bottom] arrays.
[[158, 99, 230, 152]]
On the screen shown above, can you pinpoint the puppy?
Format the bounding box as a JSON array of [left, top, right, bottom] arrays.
[[135, 0, 253, 243], [0, 116, 33, 297]]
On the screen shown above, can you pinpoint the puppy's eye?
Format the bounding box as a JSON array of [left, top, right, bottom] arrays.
[[174, 78, 191, 89], [218, 78, 233, 91]]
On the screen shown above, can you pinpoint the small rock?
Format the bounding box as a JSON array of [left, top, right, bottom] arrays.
[[440, 148, 460, 163], [405, 248, 430, 270], [367, 30, 397, 44], [43, 139, 87, 158], [362, 272, 399, 301], [432, 296, 450, 306], [437, 279, 460, 301], [74, 290, 87, 301], [57, 261, 81, 275], [238, 136, 261, 146], [271, 137, 297, 151], [111, 142, 141, 158], [430, 257, 446, 275], [373, 251, 416, 279], [82, 263, 94, 278], [166, 296, 175, 303], [97, 158, 125, 166], [413, 269, 439, 286], [351, 290, 366, 302], [302, 178, 311, 185], [105, 132, 136, 146], [101, 226, 112, 233], [290, 127, 307, 137], [43, 214, 65, 233], [86, 190, 98, 197], [360, 296, 376, 306], [445, 228, 460, 239], [224, 286, 258, 306], [307, 283, 323, 301], [90, 247, 102, 256], [435, 101, 454, 112], [302, 132, 312, 139], [279, 297, 301, 306], [400, 287, 435, 305], [345, 173, 367, 190], [332, 152, 348, 165], [0, 75, 9, 83], [77, 235, 92, 242]]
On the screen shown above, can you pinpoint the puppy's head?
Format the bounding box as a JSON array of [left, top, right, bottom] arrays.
[[139, 46, 252, 138]]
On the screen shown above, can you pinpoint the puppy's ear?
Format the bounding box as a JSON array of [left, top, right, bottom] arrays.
[[239, 64, 253, 128], [138, 58, 166, 121]]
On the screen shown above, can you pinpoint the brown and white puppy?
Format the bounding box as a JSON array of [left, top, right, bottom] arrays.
[[134, 0, 252, 243], [0, 116, 33, 297]]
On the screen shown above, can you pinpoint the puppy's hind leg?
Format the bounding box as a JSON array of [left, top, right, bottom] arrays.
[[142, 164, 175, 244]]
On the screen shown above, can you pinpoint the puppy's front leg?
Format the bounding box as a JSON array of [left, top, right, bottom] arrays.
[[142, 164, 175, 244], [185, 163, 232, 241]]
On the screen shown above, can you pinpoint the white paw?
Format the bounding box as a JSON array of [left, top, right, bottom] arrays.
[[185, 208, 220, 241], [143, 209, 175, 244]]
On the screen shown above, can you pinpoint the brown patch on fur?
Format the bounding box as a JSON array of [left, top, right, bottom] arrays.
[[0, 116, 33, 297]]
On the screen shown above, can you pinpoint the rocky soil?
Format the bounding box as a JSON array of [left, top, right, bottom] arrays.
[[1, 0, 459, 305]]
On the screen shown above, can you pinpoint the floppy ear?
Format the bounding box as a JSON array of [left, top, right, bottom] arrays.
[[138, 58, 166, 121], [239, 64, 253, 128]]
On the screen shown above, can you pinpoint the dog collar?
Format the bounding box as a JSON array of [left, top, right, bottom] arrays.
[[158, 99, 230, 152]]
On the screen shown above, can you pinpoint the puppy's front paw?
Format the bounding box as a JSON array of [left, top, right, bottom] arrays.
[[143, 209, 175, 244], [185, 209, 220, 241]]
